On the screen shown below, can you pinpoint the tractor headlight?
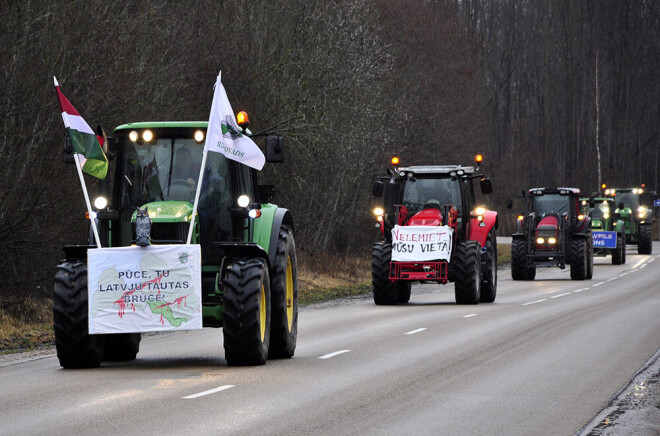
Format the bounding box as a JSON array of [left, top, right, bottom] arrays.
[[548, 237, 557, 245], [94, 196, 108, 210], [637, 207, 647, 219], [142, 129, 154, 142], [248, 209, 261, 219], [237, 195, 250, 208], [194, 130, 205, 143], [475, 206, 487, 216], [536, 237, 545, 245], [373, 207, 384, 217], [129, 131, 139, 142]]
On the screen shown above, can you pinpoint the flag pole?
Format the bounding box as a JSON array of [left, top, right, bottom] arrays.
[[73, 152, 102, 247], [186, 150, 208, 244], [187, 70, 221, 245]]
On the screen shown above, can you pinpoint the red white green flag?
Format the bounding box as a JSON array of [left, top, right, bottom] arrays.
[[54, 77, 108, 179]]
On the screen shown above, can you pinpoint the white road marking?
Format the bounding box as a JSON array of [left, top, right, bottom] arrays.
[[523, 299, 547, 306], [183, 385, 234, 399], [640, 263, 647, 269], [632, 258, 646, 269], [405, 328, 427, 335], [462, 314, 477, 318], [619, 272, 629, 277], [606, 277, 618, 282], [648, 258, 656, 263], [573, 288, 589, 293], [592, 282, 605, 287], [551, 293, 571, 299], [319, 350, 351, 359]]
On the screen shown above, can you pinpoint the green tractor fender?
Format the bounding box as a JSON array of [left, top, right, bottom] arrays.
[[252, 204, 294, 267]]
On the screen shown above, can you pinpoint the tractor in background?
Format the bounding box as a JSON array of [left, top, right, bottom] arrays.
[[580, 196, 625, 264], [604, 187, 655, 254], [371, 155, 498, 305], [508, 188, 593, 280]]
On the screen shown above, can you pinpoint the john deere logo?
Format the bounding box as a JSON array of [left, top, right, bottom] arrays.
[[179, 252, 189, 264]]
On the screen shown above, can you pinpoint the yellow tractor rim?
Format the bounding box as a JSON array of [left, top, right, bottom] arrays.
[[259, 284, 266, 342], [286, 255, 294, 331]]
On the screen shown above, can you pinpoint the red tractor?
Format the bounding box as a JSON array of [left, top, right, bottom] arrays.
[[371, 156, 498, 305]]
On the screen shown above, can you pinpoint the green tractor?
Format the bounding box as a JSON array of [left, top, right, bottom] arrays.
[[54, 120, 298, 368], [579, 196, 626, 264], [605, 187, 655, 254]]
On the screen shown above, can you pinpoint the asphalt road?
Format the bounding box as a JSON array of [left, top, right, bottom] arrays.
[[1, 241, 659, 435]]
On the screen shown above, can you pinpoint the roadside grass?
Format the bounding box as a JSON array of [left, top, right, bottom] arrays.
[[0, 246, 509, 353]]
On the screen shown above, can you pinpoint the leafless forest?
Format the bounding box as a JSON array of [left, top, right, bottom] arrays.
[[1, 0, 658, 299]]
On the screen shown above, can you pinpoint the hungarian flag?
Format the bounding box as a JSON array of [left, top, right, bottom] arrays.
[[204, 75, 265, 170], [54, 77, 108, 179]]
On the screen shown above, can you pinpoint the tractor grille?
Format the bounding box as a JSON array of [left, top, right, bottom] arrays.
[[133, 222, 189, 244], [390, 261, 448, 283]]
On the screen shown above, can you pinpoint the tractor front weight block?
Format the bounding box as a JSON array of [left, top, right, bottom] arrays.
[[390, 261, 448, 283]]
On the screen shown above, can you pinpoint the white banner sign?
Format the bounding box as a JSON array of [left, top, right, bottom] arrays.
[[391, 225, 453, 262], [88, 244, 202, 334]]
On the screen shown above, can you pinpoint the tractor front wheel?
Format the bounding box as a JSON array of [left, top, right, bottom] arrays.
[[269, 226, 298, 359], [223, 259, 271, 366], [103, 333, 141, 361], [480, 229, 497, 303], [454, 241, 481, 304], [53, 260, 104, 369], [511, 238, 532, 280], [638, 224, 652, 254], [397, 281, 412, 304], [570, 239, 588, 280], [586, 240, 594, 279], [372, 243, 397, 305], [612, 233, 624, 265]]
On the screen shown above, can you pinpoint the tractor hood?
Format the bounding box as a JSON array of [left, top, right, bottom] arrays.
[[130, 201, 194, 223], [407, 208, 442, 226], [537, 215, 559, 229]]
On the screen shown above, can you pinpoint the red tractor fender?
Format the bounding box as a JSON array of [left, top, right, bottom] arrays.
[[468, 210, 498, 247]]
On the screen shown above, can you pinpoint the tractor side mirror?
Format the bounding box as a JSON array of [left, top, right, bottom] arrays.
[[506, 199, 513, 209], [256, 184, 276, 203], [63, 134, 75, 164], [480, 177, 493, 195], [618, 202, 624, 210], [372, 181, 384, 197], [265, 135, 284, 163]]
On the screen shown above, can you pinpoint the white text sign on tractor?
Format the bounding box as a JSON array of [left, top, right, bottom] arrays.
[[391, 225, 453, 262]]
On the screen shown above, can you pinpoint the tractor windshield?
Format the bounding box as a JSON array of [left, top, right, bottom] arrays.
[[401, 176, 461, 215], [615, 192, 640, 209], [583, 200, 612, 220], [119, 137, 230, 210], [529, 193, 570, 217]]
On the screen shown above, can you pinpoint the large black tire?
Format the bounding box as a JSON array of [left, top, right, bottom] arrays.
[[638, 224, 652, 254], [223, 259, 271, 366], [612, 233, 624, 265], [53, 260, 104, 369], [480, 229, 497, 303], [586, 240, 594, 279], [268, 227, 298, 359], [454, 241, 481, 304], [511, 238, 529, 280], [103, 333, 141, 361], [622, 235, 626, 264], [570, 239, 588, 280], [372, 243, 397, 305], [397, 281, 412, 304]]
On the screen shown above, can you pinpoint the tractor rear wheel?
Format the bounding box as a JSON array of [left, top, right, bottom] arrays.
[[570, 239, 588, 280], [397, 281, 412, 304], [511, 238, 529, 280], [480, 229, 497, 303], [103, 333, 141, 361], [612, 233, 624, 265], [638, 224, 652, 254], [53, 260, 104, 369], [372, 243, 397, 305], [223, 259, 271, 366], [454, 241, 481, 304], [269, 227, 298, 359]]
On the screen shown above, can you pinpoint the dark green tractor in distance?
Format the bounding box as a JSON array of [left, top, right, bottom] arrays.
[[605, 187, 655, 254], [54, 121, 298, 368], [580, 197, 626, 264]]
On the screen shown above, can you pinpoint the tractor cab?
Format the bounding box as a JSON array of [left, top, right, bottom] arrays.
[[580, 197, 615, 231], [579, 196, 626, 264], [605, 187, 655, 254]]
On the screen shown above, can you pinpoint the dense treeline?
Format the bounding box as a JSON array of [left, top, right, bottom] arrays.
[[0, 0, 658, 298]]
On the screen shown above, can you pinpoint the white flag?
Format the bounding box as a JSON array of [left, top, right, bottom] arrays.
[[204, 76, 265, 170]]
